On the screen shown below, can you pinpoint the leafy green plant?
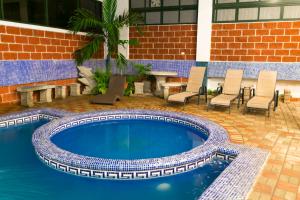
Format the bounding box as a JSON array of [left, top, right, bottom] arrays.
[[92, 69, 111, 94], [124, 75, 135, 96], [207, 89, 218, 96], [132, 63, 152, 82], [69, 0, 143, 73]]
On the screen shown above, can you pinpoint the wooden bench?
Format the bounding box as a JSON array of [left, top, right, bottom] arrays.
[[17, 85, 56, 107]]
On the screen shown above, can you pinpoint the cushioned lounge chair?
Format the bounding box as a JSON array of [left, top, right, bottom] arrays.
[[167, 66, 207, 106], [90, 75, 126, 105], [245, 70, 278, 117], [207, 69, 244, 113]]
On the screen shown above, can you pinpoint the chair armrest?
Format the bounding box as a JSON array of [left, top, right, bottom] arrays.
[[198, 86, 208, 94], [180, 85, 187, 92], [274, 90, 279, 108], [217, 86, 223, 94], [251, 88, 255, 97]]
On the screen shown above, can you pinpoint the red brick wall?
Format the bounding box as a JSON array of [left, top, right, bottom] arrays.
[[129, 24, 197, 60], [0, 78, 77, 104], [0, 25, 104, 60], [211, 21, 300, 62], [0, 24, 104, 104]]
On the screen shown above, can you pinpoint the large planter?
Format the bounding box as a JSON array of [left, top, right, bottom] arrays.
[[143, 81, 151, 93], [134, 82, 144, 95]]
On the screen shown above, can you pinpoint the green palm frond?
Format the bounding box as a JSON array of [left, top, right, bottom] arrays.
[[116, 11, 143, 27], [69, 9, 103, 34], [69, 0, 142, 72], [103, 0, 117, 24], [74, 36, 105, 65], [116, 53, 128, 71]]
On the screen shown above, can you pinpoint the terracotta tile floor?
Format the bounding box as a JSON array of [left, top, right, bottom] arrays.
[[0, 95, 299, 200]]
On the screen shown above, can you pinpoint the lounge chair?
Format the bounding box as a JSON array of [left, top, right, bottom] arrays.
[[245, 70, 278, 117], [207, 69, 244, 113], [90, 75, 126, 105], [167, 66, 207, 105]]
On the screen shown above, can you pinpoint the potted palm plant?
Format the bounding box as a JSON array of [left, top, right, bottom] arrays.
[[69, 0, 142, 74], [132, 63, 151, 94]]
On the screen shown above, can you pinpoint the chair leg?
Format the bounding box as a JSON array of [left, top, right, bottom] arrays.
[[197, 94, 200, 105], [228, 106, 231, 114], [205, 87, 208, 103], [243, 106, 247, 115]]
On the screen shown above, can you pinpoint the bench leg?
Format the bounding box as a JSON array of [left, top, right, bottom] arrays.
[[40, 89, 52, 103], [163, 86, 170, 100], [55, 86, 66, 99], [20, 92, 34, 107], [70, 83, 81, 96]]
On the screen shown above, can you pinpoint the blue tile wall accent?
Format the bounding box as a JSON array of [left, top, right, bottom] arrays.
[[0, 59, 105, 86], [1, 59, 299, 86], [131, 59, 197, 78], [208, 62, 300, 80], [0, 60, 76, 86]]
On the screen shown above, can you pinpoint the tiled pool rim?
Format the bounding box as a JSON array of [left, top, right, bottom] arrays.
[[0, 109, 269, 200], [32, 110, 230, 179]]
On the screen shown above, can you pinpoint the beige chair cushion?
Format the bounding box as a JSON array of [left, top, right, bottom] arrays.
[[168, 92, 197, 103], [256, 70, 277, 98], [210, 94, 238, 106], [223, 69, 244, 95], [247, 96, 273, 109], [186, 66, 206, 93], [77, 66, 93, 77]]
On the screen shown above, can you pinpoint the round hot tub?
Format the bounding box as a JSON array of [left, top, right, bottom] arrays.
[[32, 110, 228, 180]]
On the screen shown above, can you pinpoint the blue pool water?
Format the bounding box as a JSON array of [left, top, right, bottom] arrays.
[[51, 120, 207, 159], [0, 120, 230, 200]]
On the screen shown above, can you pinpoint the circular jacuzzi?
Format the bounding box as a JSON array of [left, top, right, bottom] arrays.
[[32, 110, 228, 180]]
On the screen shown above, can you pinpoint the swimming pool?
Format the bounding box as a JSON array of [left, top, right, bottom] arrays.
[[0, 109, 269, 199], [51, 119, 207, 159], [0, 116, 229, 200]]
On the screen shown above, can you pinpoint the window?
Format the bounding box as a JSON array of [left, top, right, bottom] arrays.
[[213, 0, 300, 23], [48, 0, 78, 28], [130, 0, 198, 25], [0, 0, 102, 29]]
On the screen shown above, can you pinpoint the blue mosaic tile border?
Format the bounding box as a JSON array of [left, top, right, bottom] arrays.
[[130, 60, 300, 80], [0, 108, 269, 199], [130, 59, 197, 78], [0, 108, 70, 128], [199, 144, 269, 200], [32, 110, 229, 179], [1, 59, 299, 86], [208, 61, 300, 81], [36, 151, 224, 180], [0, 59, 105, 86]]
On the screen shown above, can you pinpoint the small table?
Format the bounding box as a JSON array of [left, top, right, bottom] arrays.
[[161, 82, 187, 99], [241, 84, 254, 104], [147, 71, 178, 97], [17, 85, 55, 107]]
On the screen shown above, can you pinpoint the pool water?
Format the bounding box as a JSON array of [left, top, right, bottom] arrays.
[[0, 120, 230, 200], [51, 119, 207, 159]]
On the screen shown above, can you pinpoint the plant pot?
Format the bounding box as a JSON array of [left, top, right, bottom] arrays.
[[124, 82, 128, 89], [143, 81, 151, 93], [134, 82, 144, 95]]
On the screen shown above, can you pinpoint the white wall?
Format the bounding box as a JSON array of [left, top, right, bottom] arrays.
[[196, 0, 213, 62], [117, 0, 129, 59]]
